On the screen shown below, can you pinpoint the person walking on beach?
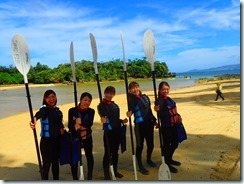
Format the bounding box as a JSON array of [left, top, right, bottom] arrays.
[[68, 92, 95, 180], [97, 86, 128, 180], [154, 81, 182, 173], [29, 89, 65, 180], [215, 82, 225, 101], [126, 81, 157, 175]]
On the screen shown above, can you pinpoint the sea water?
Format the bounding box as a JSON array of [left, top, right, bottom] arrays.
[[0, 69, 240, 119]]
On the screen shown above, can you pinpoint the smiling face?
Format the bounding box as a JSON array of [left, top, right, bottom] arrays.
[[159, 83, 170, 97], [129, 86, 140, 96], [128, 82, 141, 96], [44, 93, 57, 107], [80, 96, 92, 109]]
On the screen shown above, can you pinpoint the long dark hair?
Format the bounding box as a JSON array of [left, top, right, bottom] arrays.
[[158, 81, 170, 97], [42, 89, 57, 106]]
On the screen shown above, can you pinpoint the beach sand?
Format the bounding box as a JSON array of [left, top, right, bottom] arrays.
[[0, 79, 240, 181]]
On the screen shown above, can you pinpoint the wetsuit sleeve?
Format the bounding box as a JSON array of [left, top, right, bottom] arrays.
[[97, 103, 107, 117], [34, 107, 46, 120]]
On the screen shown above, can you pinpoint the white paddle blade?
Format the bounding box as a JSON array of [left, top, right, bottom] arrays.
[[79, 165, 84, 180], [158, 156, 171, 180], [11, 34, 31, 83], [132, 155, 138, 180], [110, 165, 116, 180], [120, 31, 127, 72], [143, 29, 156, 71], [70, 41, 77, 82], [89, 33, 98, 74]]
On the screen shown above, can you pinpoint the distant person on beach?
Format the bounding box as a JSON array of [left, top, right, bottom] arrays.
[[154, 81, 182, 173], [97, 86, 128, 180], [215, 82, 225, 101], [68, 92, 95, 180], [126, 81, 158, 175], [29, 89, 65, 180]]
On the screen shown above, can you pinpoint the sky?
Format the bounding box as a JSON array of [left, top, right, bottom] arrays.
[[0, 0, 241, 73]]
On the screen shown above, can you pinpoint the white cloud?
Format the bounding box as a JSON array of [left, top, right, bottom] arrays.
[[175, 5, 239, 30], [164, 46, 240, 72], [0, 0, 240, 73]]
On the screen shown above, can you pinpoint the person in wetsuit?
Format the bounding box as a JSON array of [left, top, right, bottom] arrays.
[[30, 89, 65, 180]]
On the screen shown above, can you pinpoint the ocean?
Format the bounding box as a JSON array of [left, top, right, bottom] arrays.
[[0, 69, 240, 119], [177, 69, 240, 80]]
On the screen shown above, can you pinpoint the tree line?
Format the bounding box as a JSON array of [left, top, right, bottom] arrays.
[[0, 58, 169, 84]]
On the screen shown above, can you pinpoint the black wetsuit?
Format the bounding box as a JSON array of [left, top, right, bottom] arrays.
[[68, 106, 95, 180], [35, 106, 64, 180]]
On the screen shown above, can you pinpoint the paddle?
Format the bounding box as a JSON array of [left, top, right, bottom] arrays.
[[11, 34, 44, 180], [70, 41, 84, 180], [89, 33, 116, 180], [120, 31, 138, 180], [143, 29, 171, 180]]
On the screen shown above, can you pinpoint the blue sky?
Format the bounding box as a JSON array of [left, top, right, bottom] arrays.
[[0, 0, 240, 73]]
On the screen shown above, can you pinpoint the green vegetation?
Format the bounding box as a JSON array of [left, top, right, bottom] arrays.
[[0, 58, 169, 84]]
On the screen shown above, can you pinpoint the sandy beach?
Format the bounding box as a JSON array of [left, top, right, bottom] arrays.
[[0, 78, 240, 181]]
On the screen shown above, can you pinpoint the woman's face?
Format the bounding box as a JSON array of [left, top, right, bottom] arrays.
[[45, 93, 57, 107], [80, 96, 92, 109], [159, 84, 170, 97], [129, 86, 140, 96]]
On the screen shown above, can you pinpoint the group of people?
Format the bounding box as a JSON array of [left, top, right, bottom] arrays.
[[29, 81, 183, 180]]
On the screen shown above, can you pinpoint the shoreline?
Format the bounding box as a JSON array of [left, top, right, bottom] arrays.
[[0, 83, 56, 90], [0, 78, 240, 180], [0, 74, 239, 91]]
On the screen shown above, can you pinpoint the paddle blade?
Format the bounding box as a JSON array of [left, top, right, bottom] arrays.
[[120, 31, 127, 72], [11, 34, 31, 83], [158, 163, 171, 180], [110, 165, 116, 180], [70, 41, 77, 82], [89, 33, 98, 74], [143, 29, 156, 71], [132, 155, 138, 180], [158, 156, 171, 180], [79, 165, 84, 180]]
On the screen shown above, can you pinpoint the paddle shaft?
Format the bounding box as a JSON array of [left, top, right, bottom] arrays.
[[70, 42, 84, 179], [143, 29, 171, 180], [73, 81, 84, 171], [95, 74, 102, 102], [120, 33, 136, 155], [123, 72, 135, 155], [151, 71, 164, 157], [73, 82, 78, 107], [123, 71, 138, 180], [90, 32, 115, 179], [95, 73, 116, 180], [120, 31, 138, 180], [25, 83, 44, 179]]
